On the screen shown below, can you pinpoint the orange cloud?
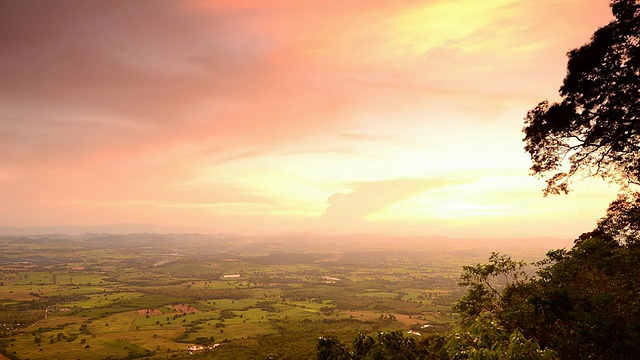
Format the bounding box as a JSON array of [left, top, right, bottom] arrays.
[[0, 0, 617, 237]]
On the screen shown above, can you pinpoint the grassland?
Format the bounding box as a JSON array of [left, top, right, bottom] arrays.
[[0, 233, 566, 359]]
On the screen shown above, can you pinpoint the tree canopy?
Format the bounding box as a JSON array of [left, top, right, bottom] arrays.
[[317, 324, 557, 360], [454, 196, 640, 358], [523, 0, 640, 195]]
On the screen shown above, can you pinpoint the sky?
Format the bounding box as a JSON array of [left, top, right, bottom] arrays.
[[0, 0, 621, 238]]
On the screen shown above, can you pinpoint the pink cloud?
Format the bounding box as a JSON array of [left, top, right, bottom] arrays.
[[0, 0, 617, 234]]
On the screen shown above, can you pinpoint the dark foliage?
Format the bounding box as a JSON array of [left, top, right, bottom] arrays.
[[456, 195, 640, 359], [317, 326, 556, 360], [317, 331, 446, 360]]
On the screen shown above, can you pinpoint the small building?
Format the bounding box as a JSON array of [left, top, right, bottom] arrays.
[[187, 344, 220, 355], [187, 345, 205, 353]]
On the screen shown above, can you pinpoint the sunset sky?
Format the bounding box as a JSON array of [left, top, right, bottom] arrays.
[[0, 0, 621, 238]]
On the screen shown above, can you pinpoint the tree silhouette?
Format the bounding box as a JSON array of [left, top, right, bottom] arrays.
[[523, 0, 640, 195]]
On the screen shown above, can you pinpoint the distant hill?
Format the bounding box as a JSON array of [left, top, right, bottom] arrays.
[[0, 223, 212, 236], [0, 229, 574, 257]]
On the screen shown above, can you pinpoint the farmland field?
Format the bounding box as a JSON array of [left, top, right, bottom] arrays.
[[0, 233, 569, 359]]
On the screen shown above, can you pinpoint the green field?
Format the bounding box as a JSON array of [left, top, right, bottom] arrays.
[[0, 233, 560, 359]]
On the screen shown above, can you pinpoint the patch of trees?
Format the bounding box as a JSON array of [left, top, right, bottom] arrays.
[[333, 297, 422, 315], [0, 296, 85, 326], [114, 294, 187, 309], [140, 286, 249, 300], [0, 309, 45, 327], [40, 294, 89, 307], [219, 309, 237, 320], [193, 336, 216, 346], [254, 300, 278, 312], [174, 317, 216, 343]]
